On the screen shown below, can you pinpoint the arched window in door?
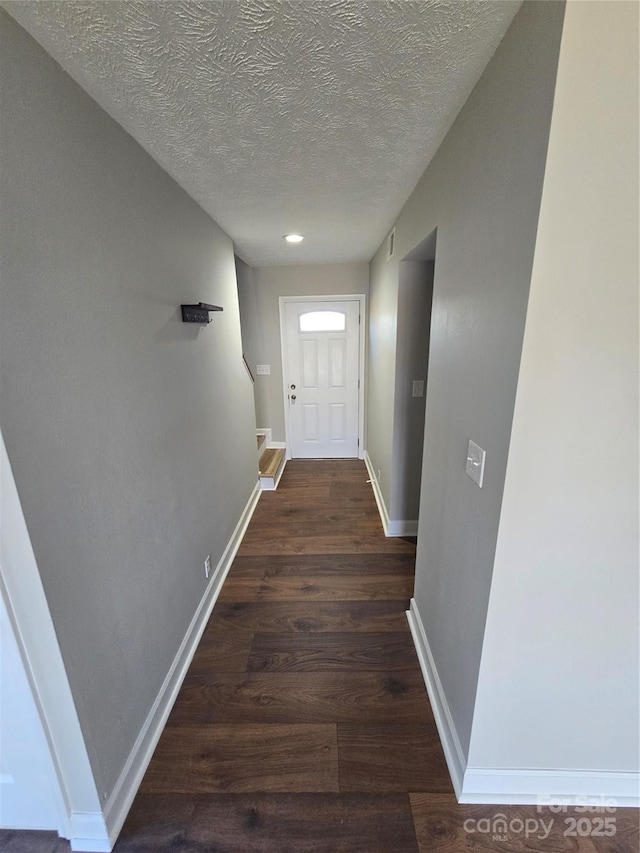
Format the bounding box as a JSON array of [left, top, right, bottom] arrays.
[[299, 311, 346, 332]]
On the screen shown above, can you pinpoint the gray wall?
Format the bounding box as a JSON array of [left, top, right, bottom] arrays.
[[366, 1, 565, 757], [0, 11, 258, 802], [390, 260, 433, 523], [237, 263, 369, 441]]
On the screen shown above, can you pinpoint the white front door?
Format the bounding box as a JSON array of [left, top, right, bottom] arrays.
[[284, 299, 361, 458]]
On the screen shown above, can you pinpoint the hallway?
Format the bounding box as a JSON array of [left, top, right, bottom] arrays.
[[115, 460, 640, 852], [2, 461, 637, 851], [121, 459, 450, 849]]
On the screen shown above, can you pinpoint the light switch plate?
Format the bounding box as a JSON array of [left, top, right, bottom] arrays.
[[466, 440, 486, 488], [412, 379, 424, 398], [256, 364, 271, 375]]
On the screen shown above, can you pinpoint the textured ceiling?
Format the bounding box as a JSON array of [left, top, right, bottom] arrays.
[[4, 1, 521, 265]]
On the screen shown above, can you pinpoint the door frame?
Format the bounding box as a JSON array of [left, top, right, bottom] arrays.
[[0, 431, 107, 849], [279, 294, 366, 461]]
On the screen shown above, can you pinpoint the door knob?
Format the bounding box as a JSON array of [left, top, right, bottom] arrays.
[[291, 394, 296, 401]]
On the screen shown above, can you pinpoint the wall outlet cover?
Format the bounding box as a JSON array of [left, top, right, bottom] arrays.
[[256, 364, 271, 375]]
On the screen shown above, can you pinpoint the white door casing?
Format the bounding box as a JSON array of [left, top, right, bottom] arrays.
[[281, 297, 364, 459], [0, 590, 62, 831], [0, 430, 108, 849]]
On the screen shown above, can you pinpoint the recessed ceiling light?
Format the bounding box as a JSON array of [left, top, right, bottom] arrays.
[[283, 234, 304, 243]]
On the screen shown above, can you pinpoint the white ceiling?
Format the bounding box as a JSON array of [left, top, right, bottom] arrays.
[[5, 1, 521, 266]]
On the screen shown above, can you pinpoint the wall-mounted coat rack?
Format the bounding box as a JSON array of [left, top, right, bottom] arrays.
[[181, 303, 223, 324]]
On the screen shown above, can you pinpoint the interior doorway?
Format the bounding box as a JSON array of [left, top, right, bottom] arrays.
[[280, 295, 366, 459], [393, 231, 436, 526]]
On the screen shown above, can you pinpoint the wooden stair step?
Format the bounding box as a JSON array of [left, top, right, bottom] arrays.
[[257, 433, 267, 452], [259, 448, 284, 478]]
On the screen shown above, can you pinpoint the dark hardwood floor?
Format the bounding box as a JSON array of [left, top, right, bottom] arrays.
[[2, 460, 638, 852]]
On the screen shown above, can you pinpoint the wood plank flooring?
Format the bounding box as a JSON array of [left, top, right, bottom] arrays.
[[2, 460, 638, 852], [140, 723, 339, 794]]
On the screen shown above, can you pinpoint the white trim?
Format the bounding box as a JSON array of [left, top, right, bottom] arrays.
[[102, 482, 261, 848], [279, 294, 366, 461], [0, 432, 105, 847], [273, 460, 286, 488], [256, 429, 286, 456], [258, 432, 287, 491], [256, 428, 272, 446], [256, 431, 285, 453], [387, 519, 418, 537], [363, 452, 417, 537], [0, 593, 71, 834], [406, 599, 640, 808], [259, 453, 287, 491], [69, 812, 110, 852], [406, 598, 466, 798], [363, 451, 390, 535], [460, 768, 640, 808]]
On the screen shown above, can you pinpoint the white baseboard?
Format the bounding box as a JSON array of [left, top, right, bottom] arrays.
[[406, 598, 466, 798], [363, 451, 390, 534], [460, 768, 640, 808], [387, 519, 418, 537], [69, 812, 110, 852], [407, 600, 640, 808], [102, 482, 261, 849], [363, 451, 417, 538]]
